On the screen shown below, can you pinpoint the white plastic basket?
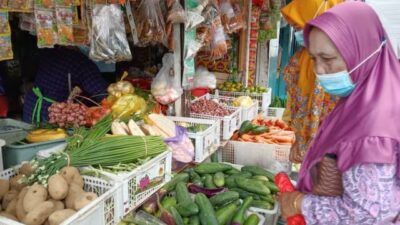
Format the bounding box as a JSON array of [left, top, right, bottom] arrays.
[[217, 88, 272, 113], [267, 107, 285, 119], [250, 203, 280, 225], [0, 167, 123, 225], [221, 141, 292, 174], [191, 94, 242, 140], [168, 117, 220, 163], [90, 151, 172, 216]]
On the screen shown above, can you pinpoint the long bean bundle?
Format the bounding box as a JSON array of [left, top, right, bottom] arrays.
[[27, 115, 167, 185]]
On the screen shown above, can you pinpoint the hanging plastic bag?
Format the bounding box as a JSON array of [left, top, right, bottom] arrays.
[[164, 125, 194, 163], [220, 0, 245, 34], [151, 53, 183, 105], [90, 4, 132, 63], [203, 4, 228, 60], [193, 66, 217, 89], [167, 0, 186, 24], [135, 0, 167, 47]]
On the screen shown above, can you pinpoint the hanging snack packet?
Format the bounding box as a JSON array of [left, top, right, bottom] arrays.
[[8, 0, 34, 12], [35, 9, 57, 48], [55, 7, 74, 45], [220, 0, 244, 34], [0, 10, 10, 34], [34, 0, 54, 8], [0, 1, 7, 9], [204, 4, 228, 60], [0, 35, 13, 61], [55, 0, 73, 7], [167, 0, 186, 24]]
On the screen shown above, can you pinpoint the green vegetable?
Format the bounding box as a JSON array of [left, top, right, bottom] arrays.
[[229, 188, 260, 200], [244, 214, 260, 225], [183, 217, 190, 225], [250, 200, 274, 210], [235, 177, 271, 196], [189, 215, 200, 225], [263, 181, 279, 193], [175, 182, 199, 217], [164, 173, 190, 192], [252, 175, 269, 182], [215, 203, 238, 225], [251, 126, 269, 134], [194, 193, 219, 225], [194, 163, 232, 174], [189, 170, 203, 187], [225, 172, 252, 188], [209, 191, 240, 207], [161, 196, 177, 209], [213, 172, 225, 187], [241, 166, 275, 182], [239, 120, 254, 134], [169, 206, 185, 225], [259, 195, 275, 205], [210, 152, 219, 162], [225, 168, 240, 175], [231, 196, 253, 225], [204, 174, 217, 189]]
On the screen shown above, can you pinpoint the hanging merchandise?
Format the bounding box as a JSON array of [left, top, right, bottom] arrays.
[[7, 0, 34, 12], [55, 6, 74, 45], [134, 0, 167, 47], [184, 29, 202, 59], [0, 10, 12, 61], [167, 0, 186, 24], [247, 3, 261, 87], [193, 66, 217, 89], [220, 0, 245, 34], [19, 13, 36, 33], [151, 53, 183, 105], [90, 4, 132, 62], [34, 9, 58, 48]]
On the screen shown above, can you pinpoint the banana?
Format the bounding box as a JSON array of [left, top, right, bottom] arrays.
[[26, 129, 67, 143]]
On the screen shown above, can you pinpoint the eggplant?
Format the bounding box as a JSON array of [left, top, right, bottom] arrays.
[[187, 183, 227, 198], [142, 190, 168, 214]]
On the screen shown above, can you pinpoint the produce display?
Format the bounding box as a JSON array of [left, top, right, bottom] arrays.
[[190, 99, 234, 117], [131, 163, 278, 225], [0, 164, 96, 225], [48, 102, 88, 128], [232, 117, 294, 145], [270, 96, 286, 108], [218, 82, 268, 94]]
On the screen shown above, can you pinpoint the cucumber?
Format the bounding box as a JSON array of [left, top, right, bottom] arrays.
[[169, 206, 185, 225], [175, 182, 199, 217], [263, 181, 279, 193], [209, 191, 240, 207], [161, 196, 177, 209], [189, 170, 203, 187], [239, 120, 254, 134], [231, 196, 253, 225], [183, 217, 190, 225], [213, 172, 225, 187], [204, 174, 217, 189], [189, 215, 200, 225], [244, 214, 260, 225], [224, 168, 240, 175], [215, 203, 237, 225], [241, 166, 274, 181], [251, 126, 268, 134], [195, 193, 219, 225], [210, 152, 219, 162], [250, 200, 274, 210], [252, 175, 269, 182], [230, 188, 260, 200], [194, 163, 232, 174], [164, 173, 190, 192], [259, 195, 275, 205], [225, 172, 252, 188], [235, 177, 271, 196]]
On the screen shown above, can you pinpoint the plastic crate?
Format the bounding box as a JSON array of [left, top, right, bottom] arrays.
[[88, 151, 172, 215], [221, 141, 292, 174], [0, 139, 4, 171], [3, 139, 66, 169], [0, 119, 32, 145], [267, 107, 285, 119], [217, 88, 272, 112], [168, 116, 220, 163], [250, 203, 280, 225], [190, 94, 242, 140], [0, 167, 123, 225]]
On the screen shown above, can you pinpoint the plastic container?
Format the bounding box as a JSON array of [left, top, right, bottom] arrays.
[[190, 94, 242, 140], [0, 119, 32, 145], [267, 107, 285, 119], [217, 88, 272, 113], [168, 116, 220, 163], [0, 166, 123, 225], [191, 87, 209, 97], [3, 139, 66, 169], [87, 151, 173, 216], [221, 140, 292, 174]]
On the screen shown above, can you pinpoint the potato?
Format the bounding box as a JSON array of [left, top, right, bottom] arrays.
[[16, 187, 29, 221], [2, 189, 19, 210], [10, 174, 27, 191], [0, 179, 10, 199], [19, 163, 35, 176], [23, 184, 48, 212], [5, 198, 17, 216], [65, 184, 84, 209], [48, 174, 68, 200], [23, 201, 54, 225], [49, 200, 64, 211], [0, 211, 17, 221], [73, 192, 97, 211], [48, 209, 76, 225], [60, 167, 84, 188]]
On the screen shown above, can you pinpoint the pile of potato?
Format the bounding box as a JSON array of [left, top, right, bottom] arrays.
[[0, 165, 98, 225]]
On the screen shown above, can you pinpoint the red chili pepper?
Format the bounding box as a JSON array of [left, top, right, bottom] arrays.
[[274, 172, 306, 225]]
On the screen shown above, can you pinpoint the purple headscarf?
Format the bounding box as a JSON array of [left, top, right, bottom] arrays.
[[297, 1, 400, 193]]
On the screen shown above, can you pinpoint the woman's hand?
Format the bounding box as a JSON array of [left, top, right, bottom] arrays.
[[290, 144, 305, 163], [278, 191, 304, 221]]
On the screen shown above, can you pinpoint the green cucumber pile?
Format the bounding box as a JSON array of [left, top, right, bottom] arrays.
[[131, 163, 278, 225]]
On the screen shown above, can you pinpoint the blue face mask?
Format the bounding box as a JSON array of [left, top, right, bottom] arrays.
[[294, 30, 305, 47], [316, 40, 387, 97]]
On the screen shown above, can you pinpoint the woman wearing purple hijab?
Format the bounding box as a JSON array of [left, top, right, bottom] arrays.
[[278, 2, 400, 224]]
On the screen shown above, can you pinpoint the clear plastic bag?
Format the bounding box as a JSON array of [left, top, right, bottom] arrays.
[[135, 0, 167, 46], [164, 125, 194, 163], [151, 53, 183, 105], [89, 4, 132, 63], [193, 66, 217, 89], [203, 4, 228, 60], [220, 0, 245, 34], [167, 0, 186, 24]]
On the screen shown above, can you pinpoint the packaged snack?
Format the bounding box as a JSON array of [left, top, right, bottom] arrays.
[[8, 0, 34, 12], [0, 10, 10, 34], [34, 9, 57, 48], [167, 0, 186, 24], [0, 35, 13, 61], [55, 6, 74, 45], [35, 0, 55, 8], [54, 0, 73, 6], [220, 0, 244, 34], [0, 1, 7, 9]]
